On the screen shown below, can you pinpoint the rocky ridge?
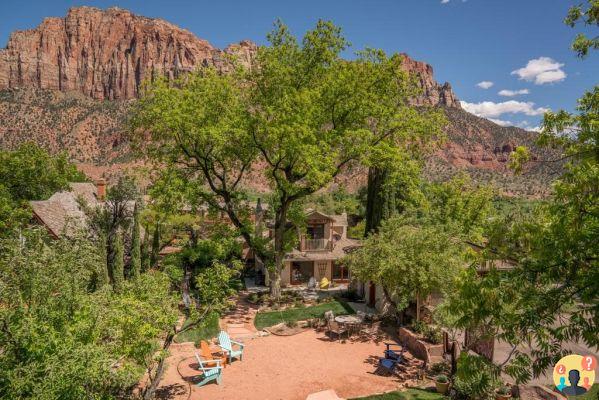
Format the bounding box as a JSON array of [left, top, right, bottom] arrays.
[[0, 7, 556, 196]]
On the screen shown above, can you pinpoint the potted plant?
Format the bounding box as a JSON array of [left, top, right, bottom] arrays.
[[435, 374, 449, 394], [496, 384, 511, 400]]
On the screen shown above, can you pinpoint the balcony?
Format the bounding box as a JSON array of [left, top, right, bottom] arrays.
[[300, 236, 332, 251]]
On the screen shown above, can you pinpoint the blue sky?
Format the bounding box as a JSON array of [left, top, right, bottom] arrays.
[[1, 0, 597, 130]]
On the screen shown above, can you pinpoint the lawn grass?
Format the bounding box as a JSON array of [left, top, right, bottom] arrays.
[[350, 388, 447, 399], [174, 311, 220, 344], [254, 299, 354, 330]]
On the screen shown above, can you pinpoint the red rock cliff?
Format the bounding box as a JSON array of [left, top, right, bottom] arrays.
[[0, 7, 255, 100], [0, 6, 458, 107]]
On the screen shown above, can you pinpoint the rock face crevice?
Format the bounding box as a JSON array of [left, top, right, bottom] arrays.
[[0, 6, 458, 107], [0, 7, 255, 100]]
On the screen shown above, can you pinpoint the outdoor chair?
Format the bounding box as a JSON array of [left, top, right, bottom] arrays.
[[383, 342, 404, 362], [326, 320, 348, 340], [194, 352, 223, 387], [324, 310, 335, 322], [199, 340, 227, 368], [217, 331, 245, 363], [378, 357, 398, 375]]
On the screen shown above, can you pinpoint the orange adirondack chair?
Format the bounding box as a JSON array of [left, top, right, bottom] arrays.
[[199, 340, 227, 368]]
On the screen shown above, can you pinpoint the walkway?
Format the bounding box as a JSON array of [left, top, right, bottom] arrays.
[[219, 287, 261, 340]]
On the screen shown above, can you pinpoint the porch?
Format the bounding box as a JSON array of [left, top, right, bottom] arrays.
[[281, 259, 350, 287]]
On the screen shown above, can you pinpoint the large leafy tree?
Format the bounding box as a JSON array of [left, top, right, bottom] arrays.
[[0, 229, 178, 399], [443, 9, 598, 383], [131, 20, 445, 298], [0, 143, 86, 237], [347, 216, 466, 319], [0, 143, 85, 202]]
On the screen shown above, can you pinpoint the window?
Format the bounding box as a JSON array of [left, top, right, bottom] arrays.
[[332, 262, 349, 281], [307, 224, 325, 239]]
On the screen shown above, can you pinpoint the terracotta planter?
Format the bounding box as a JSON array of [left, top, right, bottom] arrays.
[[435, 381, 449, 394], [495, 393, 511, 400]]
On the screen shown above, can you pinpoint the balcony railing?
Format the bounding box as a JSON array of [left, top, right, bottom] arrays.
[[300, 237, 332, 251]]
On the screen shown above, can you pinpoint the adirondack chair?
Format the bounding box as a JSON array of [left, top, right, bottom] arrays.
[[378, 357, 398, 375], [217, 331, 245, 363], [194, 352, 222, 387], [199, 340, 227, 368], [383, 342, 404, 362]]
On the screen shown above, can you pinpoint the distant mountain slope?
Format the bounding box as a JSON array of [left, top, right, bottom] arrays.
[[0, 7, 559, 196]]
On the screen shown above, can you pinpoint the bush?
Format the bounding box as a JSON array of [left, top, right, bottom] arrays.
[[452, 353, 499, 400], [436, 374, 448, 383], [411, 321, 443, 344], [497, 385, 511, 395], [430, 361, 450, 375]]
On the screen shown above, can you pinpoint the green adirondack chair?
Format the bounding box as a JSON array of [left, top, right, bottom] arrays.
[[194, 352, 223, 387], [217, 330, 245, 363]]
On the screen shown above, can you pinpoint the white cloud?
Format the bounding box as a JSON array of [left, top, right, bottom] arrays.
[[498, 89, 530, 97], [460, 100, 550, 118], [488, 118, 513, 127], [476, 81, 494, 89], [511, 57, 566, 85], [441, 0, 450, 3]]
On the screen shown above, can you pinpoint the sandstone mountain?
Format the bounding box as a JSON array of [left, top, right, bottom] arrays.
[[0, 7, 555, 196]]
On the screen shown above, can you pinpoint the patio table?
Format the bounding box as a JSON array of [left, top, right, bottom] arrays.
[[335, 315, 363, 336]]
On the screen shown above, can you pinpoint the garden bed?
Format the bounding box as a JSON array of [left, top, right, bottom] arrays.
[[173, 312, 220, 344], [254, 299, 354, 330]]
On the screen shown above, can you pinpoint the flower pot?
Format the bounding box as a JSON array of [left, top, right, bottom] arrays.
[[435, 381, 449, 394], [495, 393, 511, 400]]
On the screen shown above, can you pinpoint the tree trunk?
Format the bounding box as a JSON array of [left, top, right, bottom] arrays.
[[270, 202, 288, 300]]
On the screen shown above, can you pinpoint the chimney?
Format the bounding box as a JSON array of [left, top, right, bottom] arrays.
[[96, 178, 106, 201]]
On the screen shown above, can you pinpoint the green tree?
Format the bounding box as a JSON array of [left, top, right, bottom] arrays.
[[132, 20, 445, 298], [85, 176, 138, 282], [0, 142, 85, 202], [150, 224, 161, 268], [347, 216, 465, 319], [565, 0, 599, 58], [112, 232, 125, 292], [141, 224, 151, 272], [129, 203, 142, 278], [364, 162, 423, 235], [95, 233, 110, 288], [0, 228, 178, 399], [447, 9, 599, 382]]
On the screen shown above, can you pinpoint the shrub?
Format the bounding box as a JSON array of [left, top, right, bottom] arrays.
[[452, 353, 499, 400], [497, 385, 511, 395], [436, 374, 448, 383], [430, 361, 450, 375]]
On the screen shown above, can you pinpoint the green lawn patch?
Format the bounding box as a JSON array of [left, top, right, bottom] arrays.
[[351, 388, 447, 399], [174, 311, 220, 344], [254, 299, 354, 330]]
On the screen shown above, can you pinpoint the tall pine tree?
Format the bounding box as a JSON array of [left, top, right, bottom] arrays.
[[150, 224, 160, 268], [112, 233, 124, 292], [129, 203, 141, 278]]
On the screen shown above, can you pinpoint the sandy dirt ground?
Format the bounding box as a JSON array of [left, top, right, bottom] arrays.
[[155, 330, 402, 400]]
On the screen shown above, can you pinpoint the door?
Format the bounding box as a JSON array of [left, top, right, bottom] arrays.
[[368, 282, 376, 307]]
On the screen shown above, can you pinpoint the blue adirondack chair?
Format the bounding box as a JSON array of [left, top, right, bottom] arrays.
[[194, 352, 222, 387], [384, 342, 404, 362], [378, 357, 398, 375], [217, 331, 245, 363]]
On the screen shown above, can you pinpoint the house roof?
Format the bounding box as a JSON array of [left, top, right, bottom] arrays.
[[284, 237, 361, 262], [30, 182, 100, 238], [305, 210, 348, 227]]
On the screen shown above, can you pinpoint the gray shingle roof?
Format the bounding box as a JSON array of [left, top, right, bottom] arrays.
[[30, 183, 100, 238]]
